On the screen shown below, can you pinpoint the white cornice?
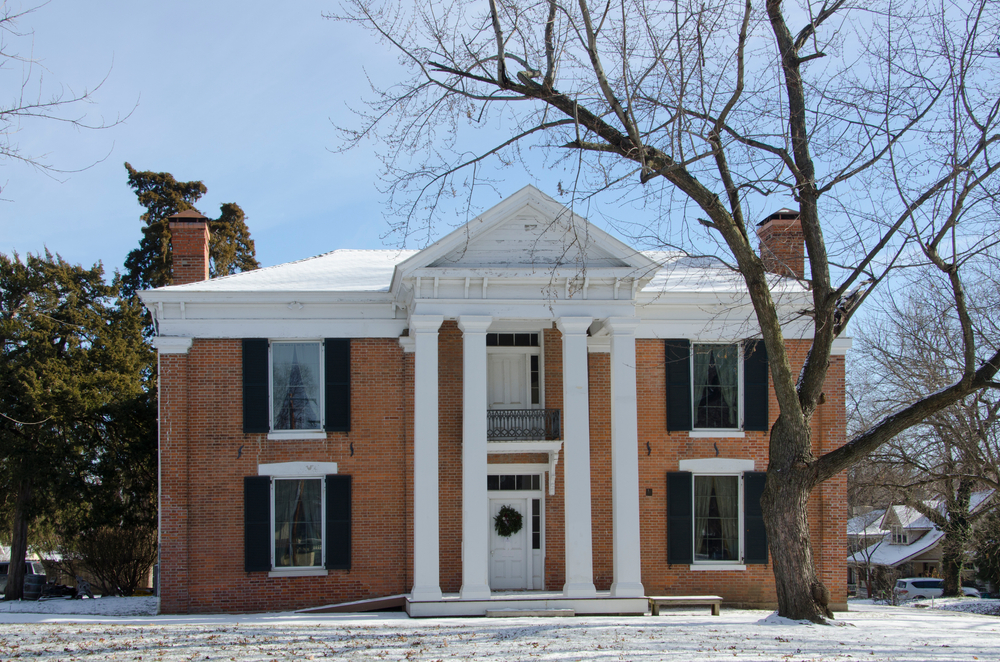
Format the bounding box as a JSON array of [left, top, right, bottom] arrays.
[[151, 337, 193, 354]]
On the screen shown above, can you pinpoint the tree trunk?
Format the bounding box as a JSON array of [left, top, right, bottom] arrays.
[[5, 477, 33, 601], [762, 420, 831, 622], [940, 516, 971, 597]]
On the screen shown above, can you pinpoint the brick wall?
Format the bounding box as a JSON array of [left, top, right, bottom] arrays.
[[158, 330, 847, 613], [634, 338, 848, 610], [159, 338, 411, 613]]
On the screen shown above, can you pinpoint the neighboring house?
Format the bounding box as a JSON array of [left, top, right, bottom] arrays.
[[847, 492, 994, 593], [139, 186, 849, 616]]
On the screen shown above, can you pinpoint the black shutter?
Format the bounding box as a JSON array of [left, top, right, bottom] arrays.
[[244, 476, 271, 572], [743, 340, 769, 431], [665, 339, 692, 431], [666, 471, 693, 564], [324, 339, 351, 432], [242, 339, 269, 433], [325, 474, 351, 570], [743, 471, 768, 564]]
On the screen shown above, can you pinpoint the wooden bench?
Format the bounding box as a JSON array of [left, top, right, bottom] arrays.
[[648, 595, 723, 616]]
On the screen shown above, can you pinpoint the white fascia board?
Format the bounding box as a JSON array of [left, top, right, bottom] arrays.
[[155, 318, 407, 339], [140, 290, 393, 306], [408, 299, 636, 320], [409, 266, 649, 281], [831, 337, 852, 355]]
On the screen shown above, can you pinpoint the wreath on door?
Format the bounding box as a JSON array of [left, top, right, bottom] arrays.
[[494, 504, 524, 538]]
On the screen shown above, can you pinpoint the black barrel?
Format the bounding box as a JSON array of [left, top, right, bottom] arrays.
[[22, 574, 45, 601]]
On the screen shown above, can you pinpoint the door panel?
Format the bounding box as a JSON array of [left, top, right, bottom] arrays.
[[489, 498, 529, 590], [488, 354, 527, 408]]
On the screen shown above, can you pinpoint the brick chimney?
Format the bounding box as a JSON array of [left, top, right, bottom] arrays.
[[168, 210, 210, 285], [756, 208, 804, 279]]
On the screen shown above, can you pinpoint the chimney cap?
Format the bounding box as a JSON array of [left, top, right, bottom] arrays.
[[757, 208, 799, 226], [168, 209, 209, 222]]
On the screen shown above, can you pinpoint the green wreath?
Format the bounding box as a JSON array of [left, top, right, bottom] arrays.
[[493, 504, 524, 538]]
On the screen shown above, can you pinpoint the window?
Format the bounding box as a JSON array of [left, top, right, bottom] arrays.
[[272, 343, 322, 431], [274, 478, 323, 568], [242, 338, 351, 435], [693, 475, 740, 561], [667, 463, 768, 567], [692, 344, 740, 428], [891, 526, 908, 545], [244, 471, 351, 573], [665, 339, 769, 432]]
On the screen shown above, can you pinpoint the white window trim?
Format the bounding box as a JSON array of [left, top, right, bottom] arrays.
[[690, 342, 743, 433], [680, 458, 755, 570], [268, 340, 325, 436], [263, 469, 330, 576]]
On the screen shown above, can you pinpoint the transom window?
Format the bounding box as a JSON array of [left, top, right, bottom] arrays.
[[692, 343, 740, 429], [273, 478, 324, 568], [271, 342, 322, 431], [487, 333, 539, 347], [487, 474, 541, 491]]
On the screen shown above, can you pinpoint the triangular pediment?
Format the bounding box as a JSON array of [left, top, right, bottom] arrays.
[[431, 200, 628, 268], [391, 186, 656, 290]]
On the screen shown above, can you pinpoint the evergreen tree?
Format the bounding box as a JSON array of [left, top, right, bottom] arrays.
[[0, 252, 150, 599], [121, 163, 258, 297]]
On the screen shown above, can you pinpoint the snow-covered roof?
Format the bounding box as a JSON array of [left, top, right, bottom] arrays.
[[152, 249, 418, 293], [146, 248, 806, 297], [848, 528, 945, 567], [848, 509, 886, 537]]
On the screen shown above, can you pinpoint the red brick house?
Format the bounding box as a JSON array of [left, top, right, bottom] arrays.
[[140, 186, 848, 616]]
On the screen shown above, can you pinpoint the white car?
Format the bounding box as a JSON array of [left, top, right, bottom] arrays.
[[0, 561, 46, 594], [894, 577, 981, 600]]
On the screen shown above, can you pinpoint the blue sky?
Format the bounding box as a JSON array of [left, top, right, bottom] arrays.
[[0, 1, 437, 273]]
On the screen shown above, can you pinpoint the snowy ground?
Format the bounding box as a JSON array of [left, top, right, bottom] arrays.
[[0, 598, 997, 661]]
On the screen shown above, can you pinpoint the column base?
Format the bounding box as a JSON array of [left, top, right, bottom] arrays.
[[460, 584, 492, 600], [410, 586, 443, 602], [610, 581, 645, 598], [562, 582, 598, 598]]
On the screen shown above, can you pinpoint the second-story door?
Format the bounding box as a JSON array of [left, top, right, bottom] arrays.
[[488, 353, 528, 409]]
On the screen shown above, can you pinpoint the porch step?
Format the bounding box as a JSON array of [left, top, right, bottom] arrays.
[[485, 608, 576, 618]]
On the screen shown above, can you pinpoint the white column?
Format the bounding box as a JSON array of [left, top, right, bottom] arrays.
[[411, 315, 444, 601], [458, 315, 493, 599], [556, 316, 597, 598], [606, 317, 645, 598]]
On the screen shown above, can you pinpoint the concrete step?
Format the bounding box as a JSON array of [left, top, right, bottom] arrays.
[[485, 608, 576, 618]]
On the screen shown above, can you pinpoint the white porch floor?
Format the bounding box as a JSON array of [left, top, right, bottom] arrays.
[[405, 591, 648, 618]]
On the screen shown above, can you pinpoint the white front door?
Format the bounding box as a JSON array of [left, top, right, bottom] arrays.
[[489, 498, 529, 590], [488, 354, 527, 408]]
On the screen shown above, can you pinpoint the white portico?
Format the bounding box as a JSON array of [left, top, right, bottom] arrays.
[[392, 186, 655, 616]]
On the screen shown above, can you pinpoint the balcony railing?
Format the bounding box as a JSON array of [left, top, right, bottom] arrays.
[[487, 408, 561, 441]]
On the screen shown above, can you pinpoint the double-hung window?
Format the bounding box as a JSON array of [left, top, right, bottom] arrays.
[[244, 468, 351, 574], [665, 339, 769, 432], [242, 338, 351, 436], [667, 460, 768, 567]]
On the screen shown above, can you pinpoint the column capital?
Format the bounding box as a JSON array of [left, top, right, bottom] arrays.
[[457, 315, 493, 334], [409, 314, 444, 334], [604, 317, 641, 336], [556, 316, 593, 336]]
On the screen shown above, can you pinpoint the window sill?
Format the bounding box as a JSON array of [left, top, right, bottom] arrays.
[[688, 430, 745, 438], [267, 431, 328, 440], [689, 563, 746, 571], [268, 568, 329, 578]]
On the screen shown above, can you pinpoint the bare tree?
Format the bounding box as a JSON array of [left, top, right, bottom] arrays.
[[0, 2, 125, 195], [852, 276, 1000, 596], [332, 0, 1000, 621]]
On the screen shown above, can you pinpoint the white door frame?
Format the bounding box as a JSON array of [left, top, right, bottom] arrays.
[[486, 469, 545, 591]]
